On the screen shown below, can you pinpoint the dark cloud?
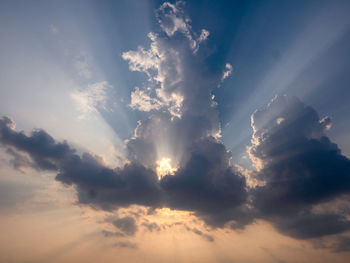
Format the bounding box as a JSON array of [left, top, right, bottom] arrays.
[[273, 212, 350, 239], [0, 116, 162, 211], [142, 222, 161, 232], [161, 137, 250, 227], [0, 116, 72, 170], [249, 95, 350, 239], [60, 157, 161, 209], [5, 147, 33, 171], [0, 115, 250, 228], [190, 227, 215, 242], [331, 236, 350, 252], [112, 216, 138, 236]]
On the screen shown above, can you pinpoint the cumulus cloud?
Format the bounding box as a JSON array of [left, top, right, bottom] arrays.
[[155, 1, 208, 53], [121, 1, 249, 226], [249, 95, 350, 238], [122, 1, 234, 169], [129, 87, 163, 112]]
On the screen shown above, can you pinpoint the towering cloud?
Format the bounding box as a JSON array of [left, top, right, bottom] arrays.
[[122, 0, 248, 227], [0, 1, 248, 228]]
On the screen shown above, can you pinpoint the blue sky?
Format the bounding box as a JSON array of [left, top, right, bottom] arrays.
[[2, 0, 350, 160], [1, 1, 350, 262]]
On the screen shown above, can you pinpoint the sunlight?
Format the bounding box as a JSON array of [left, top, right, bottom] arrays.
[[156, 208, 193, 223], [156, 157, 177, 179]]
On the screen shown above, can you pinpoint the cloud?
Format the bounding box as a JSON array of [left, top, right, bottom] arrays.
[[273, 212, 350, 239], [249, 95, 350, 238], [222, 63, 232, 81], [0, 115, 249, 228], [331, 236, 350, 252], [0, 116, 73, 171], [155, 1, 208, 53], [129, 87, 163, 112], [142, 222, 161, 232], [71, 81, 112, 119], [0, 1, 249, 231], [5, 147, 34, 171], [161, 137, 250, 227], [0, 116, 162, 210], [189, 227, 214, 242], [121, 2, 247, 229], [2, 1, 350, 247], [112, 216, 138, 236]]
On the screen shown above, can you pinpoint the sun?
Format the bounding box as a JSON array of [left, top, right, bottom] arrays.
[[156, 157, 177, 179]]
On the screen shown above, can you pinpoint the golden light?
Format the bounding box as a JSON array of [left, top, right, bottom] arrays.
[[157, 208, 191, 218], [156, 157, 177, 179]]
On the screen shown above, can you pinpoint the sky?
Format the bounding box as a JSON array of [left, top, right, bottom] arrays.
[[1, 0, 350, 262]]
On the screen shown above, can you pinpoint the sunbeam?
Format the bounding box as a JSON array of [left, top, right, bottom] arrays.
[[1, 1, 350, 262]]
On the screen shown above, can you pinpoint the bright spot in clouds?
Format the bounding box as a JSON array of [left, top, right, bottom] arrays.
[[156, 157, 177, 179], [1, 1, 350, 262]]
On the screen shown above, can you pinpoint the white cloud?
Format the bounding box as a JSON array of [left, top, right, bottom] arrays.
[[198, 29, 210, 42], [156, 1, 209, 53], [71, 81, 112, 119], [222, 63, 233, 81], [123, 31, 184, 118], [122, 1, 225, 168], [122, 1, 210, 119], [130, 87, 162, 112]]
